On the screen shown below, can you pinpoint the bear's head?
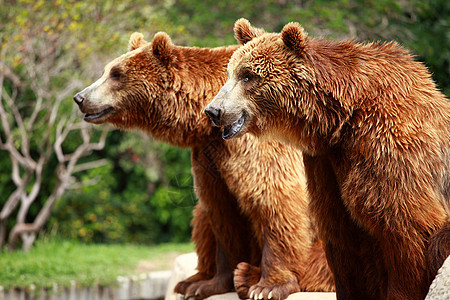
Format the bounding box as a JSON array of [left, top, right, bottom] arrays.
[[75, 31, 223, 147], [74, 31, 238, 146], [74, 32, 175, 126], [205, 18, 316, 142], [206, 18, 355, 155]]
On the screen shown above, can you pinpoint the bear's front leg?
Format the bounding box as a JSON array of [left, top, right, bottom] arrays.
[[382, 235, 430, 300], [303, 153, 384, 300], [233, 261, 261, 298], [234, 261, 300, 300], [340, 153, 447, 300], [236, 243, 300, 300], [174, 203, 216, 295], [180, 146, 257, 299], [233, 205, 309, 300], [184, 241, 236, 299]]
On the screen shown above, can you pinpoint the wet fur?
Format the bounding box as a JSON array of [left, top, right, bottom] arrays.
[[218, 19, 450, 300], [75, 32, 335, 299]]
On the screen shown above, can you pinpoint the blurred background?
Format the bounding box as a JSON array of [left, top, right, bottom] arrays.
[[0, 0, 449, 253]]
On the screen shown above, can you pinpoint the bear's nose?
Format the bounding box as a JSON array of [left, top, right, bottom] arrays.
[[73, 93, 85, 107], [205, 106, 222, 125]]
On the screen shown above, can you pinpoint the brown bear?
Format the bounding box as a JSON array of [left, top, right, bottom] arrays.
[[73, 32, 334, 299], [205, 18, 450, 300]]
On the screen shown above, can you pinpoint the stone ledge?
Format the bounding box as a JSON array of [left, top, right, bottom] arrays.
[[165, 253, 336, 300], [425, 255, 450, 300], [166, 253, 450, 300], [205, 292, 336, 300]]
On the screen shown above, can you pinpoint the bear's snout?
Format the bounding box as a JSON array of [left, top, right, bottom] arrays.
[[205, 105, 222, 126], [73, 92, 85, 107]]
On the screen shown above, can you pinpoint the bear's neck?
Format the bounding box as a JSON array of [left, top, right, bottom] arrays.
[[150, 45, 239, 147], [277, 38, 430, 154]]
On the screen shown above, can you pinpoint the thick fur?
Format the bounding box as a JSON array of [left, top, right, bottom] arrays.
[[207, 19, 450, 300], [74, 32, 334, 299]]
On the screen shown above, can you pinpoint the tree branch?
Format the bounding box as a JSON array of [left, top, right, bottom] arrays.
[[72, 158, 109, 174], [1, 9, 113, 251], [2, 83, 34, 165]]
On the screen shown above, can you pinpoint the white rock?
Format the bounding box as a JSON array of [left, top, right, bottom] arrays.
[[425, 255, 450, 300], [165, 252, 198, 300]]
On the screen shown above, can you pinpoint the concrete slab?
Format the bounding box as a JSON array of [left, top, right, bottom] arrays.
[[206, 292, 336, 300]]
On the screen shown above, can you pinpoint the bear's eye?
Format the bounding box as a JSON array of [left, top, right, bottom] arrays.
[[239, 69, 258, 84], [109, 66, 124, 81]]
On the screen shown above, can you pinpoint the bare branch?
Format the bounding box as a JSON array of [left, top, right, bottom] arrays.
[[0, 66, 12, 147], [68, 177, 101, 190], [2, 142, 34, 169], [63, 125, 109, 172], [8, 223, 38, 251], [53, 110, 80, 163], [72, 158, 109, 174], [16, 157, 46, 224], [0, 190, 22, 220], [0, 220, 7, 249], [0, 60, 21, 88], [0, 69, 37, 171], [10, 149, 22, 186], [0, 164, 33, 218], [1, 6, 114, 251], [26, 157, 45, 202], [54, 117, 67, 163], [2, 83, 34, 164], [7, 123, 110, 251], [26, 94, 44, 132]]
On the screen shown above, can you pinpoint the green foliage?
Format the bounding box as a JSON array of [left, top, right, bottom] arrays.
[[49, 131, 195, 244], [162, 0, 414, 45], [0, 237, 193, 289], [0, 0, 195, 248], [405, 0, 450, 95]]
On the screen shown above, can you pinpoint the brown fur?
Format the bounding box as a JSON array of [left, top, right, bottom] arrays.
[[73, 32, 334, 299], [427, 221, 450, 282], [206, 18, 450, 300]]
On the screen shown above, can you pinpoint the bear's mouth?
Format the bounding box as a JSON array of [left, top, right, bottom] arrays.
[[84, 107, 115, 124], [222, 112, 247, 140]]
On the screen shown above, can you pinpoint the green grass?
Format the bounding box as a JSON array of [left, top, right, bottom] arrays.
[[0, 238, 194, 290]]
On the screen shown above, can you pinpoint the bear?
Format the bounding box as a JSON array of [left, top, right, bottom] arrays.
[[205, 18, 450, 300], [73, 31, 335, 300]]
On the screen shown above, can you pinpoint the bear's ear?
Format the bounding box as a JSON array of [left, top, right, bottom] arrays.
[[234, 18, 265, 45], [281, 22, 308, 54], [128, 32, 148, 51], [152, 32, 173, 65]]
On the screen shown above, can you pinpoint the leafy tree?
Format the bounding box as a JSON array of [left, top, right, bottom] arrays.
[[50, 131, 195, 244], [404, 0, 450, 95], [0, 0, 113, 251], [0, 0, 188, 250]]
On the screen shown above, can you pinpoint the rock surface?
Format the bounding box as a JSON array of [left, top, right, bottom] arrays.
[[425, 255, 450, 300], [165, 253, 450, 300], [164, 253, 336, 300]]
